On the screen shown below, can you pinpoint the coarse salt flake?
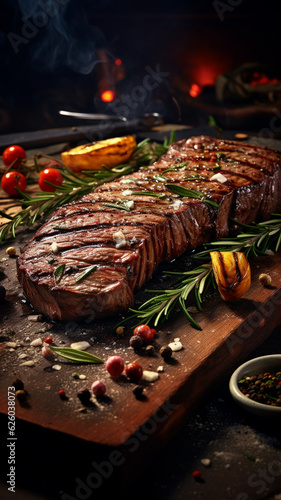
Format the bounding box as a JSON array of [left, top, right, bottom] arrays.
[[51, 242, 59, 253], [52, 364, 62, 371], [113, 230, 127, 248], [124, 200, 134, 209], [210, 173, 228, 184], [122, 189, 133, 196], [142, 370, 159, 382], [20, 360, 35, 367], [30, 338, 43, 347], [170, 199, 182, 210], [70, 341, 90, 351], [168, 341, 183, 352], [5, 342, 18, 348]]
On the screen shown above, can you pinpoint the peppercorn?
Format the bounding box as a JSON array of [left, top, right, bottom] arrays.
[[6, 246, 16, 256], [77, 388, 91, 404], [12, 378, 24, 391], [259, 273, 272, 286], [16, 390, 26, 402], [116, 326, 124, 336], [192, 470, 202, 480], [132, 385, 144, 399], [129, 335, 144, 350], [58, 389, 67, 399], [145, 345, 155, 356], [160, 345, 173, 360], [238, 371, 281, 407], [72, 372, 79, 379]]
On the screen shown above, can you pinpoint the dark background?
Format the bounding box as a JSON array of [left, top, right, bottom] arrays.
[[0, 0, 280, 134]]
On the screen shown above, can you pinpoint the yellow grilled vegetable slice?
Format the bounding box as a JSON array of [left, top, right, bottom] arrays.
[[210, 251, 251, 301], [61, 135, 137, 173]]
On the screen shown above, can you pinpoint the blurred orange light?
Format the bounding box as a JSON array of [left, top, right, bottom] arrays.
[[189, 83, 201, 98], [101, 90, 115, 102], [115, 58, 122, 66]]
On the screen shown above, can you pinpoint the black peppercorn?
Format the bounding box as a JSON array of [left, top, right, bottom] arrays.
[[12, 378, 24, 391], [129, 335, 144, 350], [16, 390, 26, 402], [145, 345, 155, 356], [160, 345, 172, 360], [133, 385, 144, 399], [77, 388, 91, 404]]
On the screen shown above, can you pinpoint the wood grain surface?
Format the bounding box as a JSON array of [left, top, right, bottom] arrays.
[[1, 136, 281, 454], [1, 229, 281, 447]]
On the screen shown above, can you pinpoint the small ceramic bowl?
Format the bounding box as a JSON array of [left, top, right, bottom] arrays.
[[229, 354, 281, 420]]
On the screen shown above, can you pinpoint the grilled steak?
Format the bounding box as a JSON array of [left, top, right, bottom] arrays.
[[17, 136, 281, 321]]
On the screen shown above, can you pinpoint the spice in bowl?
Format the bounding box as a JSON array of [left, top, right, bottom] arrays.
[[238, 371, 281, 407]]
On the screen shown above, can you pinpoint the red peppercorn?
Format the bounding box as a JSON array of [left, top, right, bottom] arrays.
[[192, 470, 201, 479], [106, 356, 124, 378], [133, 324, 154, 344], [264, 372, 271, 376], [150, 328, 157, 336], [44, 336, 53, 345], [58, 389, 66, 399], [125, 362, 143, 381]]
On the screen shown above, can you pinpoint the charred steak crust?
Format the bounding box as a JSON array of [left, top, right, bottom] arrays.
[[17, 136, 281, 321]]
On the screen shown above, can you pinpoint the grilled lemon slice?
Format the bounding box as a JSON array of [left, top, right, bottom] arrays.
[[61, 135, 137, 173], [210, 251, 251, 301]]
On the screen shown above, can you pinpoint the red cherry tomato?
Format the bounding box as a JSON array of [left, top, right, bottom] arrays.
[[2, 145, 26, 168], [39, 168, 63, 192], [1, 171, 27, 197]]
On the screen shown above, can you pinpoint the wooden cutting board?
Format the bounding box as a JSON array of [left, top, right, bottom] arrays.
[[1, 134, 281, 455], [1, 228, 281, 448]]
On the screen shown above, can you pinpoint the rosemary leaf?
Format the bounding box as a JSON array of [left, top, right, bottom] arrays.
[[101, 202, 131, 211], [153, 174, 168, 182], [75, 265, 97, 283], [166, 184, 219, 207], [47, 345, 103, 364], [133, 191, 167, 198], [54, 264, 65, 283]]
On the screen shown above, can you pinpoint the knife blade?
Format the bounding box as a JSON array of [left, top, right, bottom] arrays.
[[0, 113, 163, 151]]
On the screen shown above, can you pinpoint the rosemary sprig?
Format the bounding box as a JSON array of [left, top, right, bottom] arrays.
[[195, 214, 281, 260], [0, 134, 175, 243], [122, 213, 281, 330], [47, 345, 103, 364], [166, 184, 219, 208], [127, 264, 214, 330]]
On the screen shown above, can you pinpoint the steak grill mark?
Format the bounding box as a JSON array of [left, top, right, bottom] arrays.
[[17, 136, 281, 321]]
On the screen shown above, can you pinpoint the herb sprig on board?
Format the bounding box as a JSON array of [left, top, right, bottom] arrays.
[[0, 132, 176, 243], [123, 214, 281, 330]]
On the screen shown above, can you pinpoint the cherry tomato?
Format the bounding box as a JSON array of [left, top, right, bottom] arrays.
[[39, 168, 63, 192], [1, 171, 27, 197], [2, 145, 26, 168]]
